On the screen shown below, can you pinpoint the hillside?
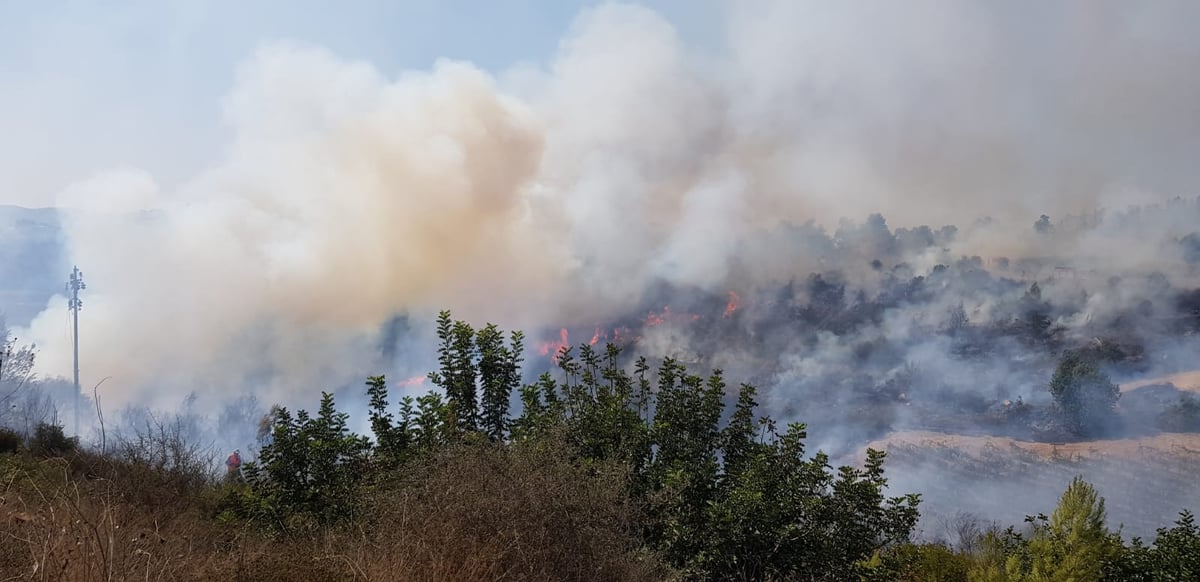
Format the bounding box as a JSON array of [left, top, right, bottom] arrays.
[[863, 429, 1200, 539]]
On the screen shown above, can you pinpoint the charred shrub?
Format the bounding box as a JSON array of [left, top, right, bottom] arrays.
[[0, 427, 20, 454], [1157, 396, 1200, 433]]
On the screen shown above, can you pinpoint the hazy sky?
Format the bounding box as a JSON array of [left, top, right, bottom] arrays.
[[0, 1, 717, 207]]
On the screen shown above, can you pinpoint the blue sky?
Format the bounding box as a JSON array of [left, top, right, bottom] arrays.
[[0, 1, 718, 207]]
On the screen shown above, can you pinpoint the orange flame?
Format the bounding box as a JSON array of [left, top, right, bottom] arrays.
[[723, 291, 741, 318], [399, 375, 426, 387], [646, 306, 670, 326], [645, 306, 700, 327], [612, 326, 630, 344], [537, 328, 570, 362]]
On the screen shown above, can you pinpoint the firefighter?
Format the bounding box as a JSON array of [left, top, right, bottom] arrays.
[[225, 449, 242, 480]]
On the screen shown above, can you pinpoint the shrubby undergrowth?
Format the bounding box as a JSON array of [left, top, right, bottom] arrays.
[[222, 311, 921, 580], [2, 310, 1198, 581]]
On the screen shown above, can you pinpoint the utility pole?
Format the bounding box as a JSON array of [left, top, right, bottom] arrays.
[[66, 266, 85, 436]]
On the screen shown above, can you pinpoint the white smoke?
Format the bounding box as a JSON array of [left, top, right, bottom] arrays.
[[18, 1, 1200, 412]]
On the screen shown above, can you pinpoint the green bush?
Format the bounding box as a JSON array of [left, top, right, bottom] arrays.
[[1048, 351, 1119, 436], [28, 422, 78, 457], [226, 311, 921, 580], [860, 543, 972, 581]]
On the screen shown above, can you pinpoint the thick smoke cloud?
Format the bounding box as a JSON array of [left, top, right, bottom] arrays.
[[28, 48, 558, 409], [18, 0, 1200, 419]]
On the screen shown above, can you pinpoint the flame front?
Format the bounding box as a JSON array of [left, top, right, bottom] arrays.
[[723, 291, 741, 318], [645, 306, 700, 327], [537, 328, 570, 362]]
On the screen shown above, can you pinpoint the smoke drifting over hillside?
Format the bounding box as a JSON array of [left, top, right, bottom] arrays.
[[17, 0, 1200, 425]]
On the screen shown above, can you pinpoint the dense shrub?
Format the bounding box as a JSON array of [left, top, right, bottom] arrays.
[[344, 437, 668, 581], [28, 422, 77, 457], [0, 426, 19, 454], [860, 543, 972, 581], [9, 310, 1200, 580], [226, 312, 920, 580]]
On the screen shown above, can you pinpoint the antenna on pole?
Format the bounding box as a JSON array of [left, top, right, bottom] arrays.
[[66, 266, 85, 437]]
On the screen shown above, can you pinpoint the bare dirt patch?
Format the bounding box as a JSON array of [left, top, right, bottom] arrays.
[[864, 430, 1200, 462], [1120, 370, 1200, 393], [859, 429, 1200, 538]]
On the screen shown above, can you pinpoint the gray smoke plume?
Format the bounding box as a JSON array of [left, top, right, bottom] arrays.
[[11, 0, 1200, 506]]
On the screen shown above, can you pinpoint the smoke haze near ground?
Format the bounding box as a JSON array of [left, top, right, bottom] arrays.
[[13, 0, 1200, 421]]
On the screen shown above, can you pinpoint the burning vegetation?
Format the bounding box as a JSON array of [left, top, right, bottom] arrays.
[[513, 199, 1200, 456]]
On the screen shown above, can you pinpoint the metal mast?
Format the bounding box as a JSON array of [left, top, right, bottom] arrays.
[[67, 266, 85, 436]]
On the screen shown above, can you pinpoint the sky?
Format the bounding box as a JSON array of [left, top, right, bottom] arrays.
[[0, 0, 717, 207]]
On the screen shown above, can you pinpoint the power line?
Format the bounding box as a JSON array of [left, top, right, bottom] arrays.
[[66, 266, 85, 437]]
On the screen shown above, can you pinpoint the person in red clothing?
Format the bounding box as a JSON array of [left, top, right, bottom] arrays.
[[225, 449, 242, 480]]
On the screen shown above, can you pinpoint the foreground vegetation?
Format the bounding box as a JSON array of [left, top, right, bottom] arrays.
[[1, 311, 1199, 581]]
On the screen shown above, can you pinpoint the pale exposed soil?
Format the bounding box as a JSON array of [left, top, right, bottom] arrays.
[[849, 370, 1200, 537], [1120, 370, 1200, 393], [861, 428, 1200, 538], [864, 430, 1200, 462]]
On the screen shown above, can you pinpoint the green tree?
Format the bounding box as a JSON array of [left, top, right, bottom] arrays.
[[230, 310, 921, 578], [511, 372, 560, 442], [510, 339, 920, 580], [412, 391, 453, 452], [1048, 351, 1119, 436], [477, 325, 523, 441], [1026, 477, 1118, 581], [366, 375, 410, 467], [239, 392, 371, 530], [720, 383, 764, 480], [427, 312, 524, 440], [970, 477, 1120, 582], [1109, 510, 1200, 581], [1147, 511, 1200, 578], [645, 362, 726, 570], [428, 311, 479, 433]]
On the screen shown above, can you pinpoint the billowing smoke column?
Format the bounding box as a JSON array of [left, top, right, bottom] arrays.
[[18, 0, 1200, 423]]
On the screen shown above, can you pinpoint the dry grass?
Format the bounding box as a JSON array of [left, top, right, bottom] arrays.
[[0, 439, 671, 581], [338, 438, 671, 582], [2, 453, 215, 580]]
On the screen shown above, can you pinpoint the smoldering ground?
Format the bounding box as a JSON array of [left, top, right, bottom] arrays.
[[7, 0, 1200, 537]]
